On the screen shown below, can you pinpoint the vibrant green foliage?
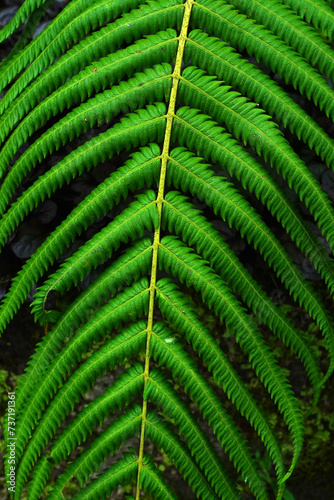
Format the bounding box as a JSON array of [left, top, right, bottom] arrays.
[[0, 0, 334, 498]]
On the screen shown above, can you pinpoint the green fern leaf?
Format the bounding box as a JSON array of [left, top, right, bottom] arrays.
[[146, 410, 220, 499], [282, 0, 334, 39], [226, 0, 334, 79], [185, 30, 334, 170], [145, 368, 239, 498], [0, 188, 158, 332], [29, 405, 142, 500], [162, 191, 321, 400], [155, 278, 286, 482], [0, 29, 177, 151], [193, 0, 334, 115], [151, 322, 269, 499], [16, 239, 152, 415], [1, 0, 334, 498]]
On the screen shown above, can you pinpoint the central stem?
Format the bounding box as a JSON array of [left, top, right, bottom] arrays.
[[135, 1, 194, 497]]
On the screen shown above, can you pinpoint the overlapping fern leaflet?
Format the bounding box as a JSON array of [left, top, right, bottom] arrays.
[[0, 0, 334, 498]]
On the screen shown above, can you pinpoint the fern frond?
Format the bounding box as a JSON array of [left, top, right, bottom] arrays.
[[29, 405, 142, 500], [0, 0, 136, 101], [145, 369, 239, 499], [162, 191, 321, 399], [0, 0, 116, 91], [226, 0, 334, 79], [177, 69, 334, 291], [0, 64, 171, 187], [193, 0, 334, 116], [146, 410, 220, 499], [50, 402, 142, 472], [0, 142, 160, 249], [27, 456, 52, 500], [0, 29, 177, 150], [15, 294, 148, 458], [282, 0, 334, 40], [69, 453, 139, 500], [174, 107, 334, 255], [0, 0, 53, 70], [16, 239, 152, 415], [159, 236, 304, 481], [1, 0, 334, 497], [0, 0, 183, 115], [185, 31, 334, 170], [139, 456, 178, 500], [0, 187, 158, 332], [166, 147, 334, 376], [30, 190, 157, 323], [0, 101, 166, 215], [151, 322, 269, 500], [0, 0, 143, 94], [15, 354, 145, 498], [155, 278, 286, 483]]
